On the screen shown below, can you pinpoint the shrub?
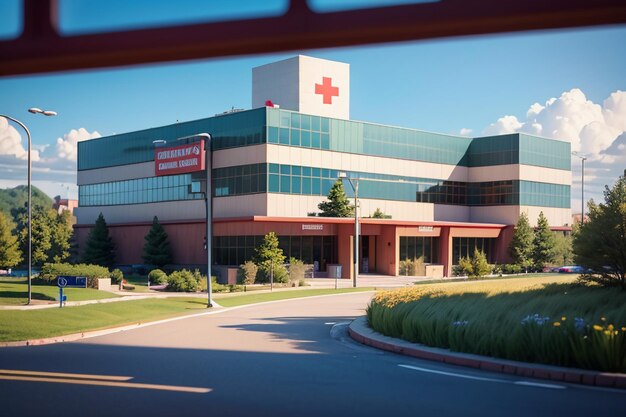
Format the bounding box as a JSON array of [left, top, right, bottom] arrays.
[[238, 261, 258, 285], [166, 269, 200, 292], [288, 258, 305, 283], [399, 258, 414, 276], [503, 264, 523, 274], [457, 250, 491, 279], [110, 268, 124, 284], [298, 278, 308, 287], [40, 263, 110, 288], [148, 268, 167, 285], [257, 263, 288, 284]]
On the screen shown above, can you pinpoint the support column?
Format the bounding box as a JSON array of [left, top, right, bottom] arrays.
[[439, 227, 453, 277]]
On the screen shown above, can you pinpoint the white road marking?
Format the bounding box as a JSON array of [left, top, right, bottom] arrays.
[[398, 364, 566, 390], [325, 322, 337, 325], [514, 381, 566, 390]]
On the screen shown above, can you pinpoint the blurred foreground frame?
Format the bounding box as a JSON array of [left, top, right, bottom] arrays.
[[1, 0, 626, 76]]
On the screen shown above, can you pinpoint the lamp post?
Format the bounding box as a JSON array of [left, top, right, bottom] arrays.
[[339, 172, 359, 288], [572, 151, 587, 223], [154, 134, 213, 307], [1, 108, 56, 305]]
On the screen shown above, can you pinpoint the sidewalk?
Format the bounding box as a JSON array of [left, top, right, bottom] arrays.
[[348, 316, 626, 390]]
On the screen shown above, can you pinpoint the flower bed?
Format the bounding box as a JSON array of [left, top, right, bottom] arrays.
[[366, 277, 626, 372]]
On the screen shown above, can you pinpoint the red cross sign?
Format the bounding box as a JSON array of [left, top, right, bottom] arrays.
[[315, 77, 339, 104]]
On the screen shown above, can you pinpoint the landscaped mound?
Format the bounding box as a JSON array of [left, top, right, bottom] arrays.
[[367, 277, 626, 372]]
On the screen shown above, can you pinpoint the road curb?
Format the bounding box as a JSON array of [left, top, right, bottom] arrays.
[[348, 316, 626, 390]]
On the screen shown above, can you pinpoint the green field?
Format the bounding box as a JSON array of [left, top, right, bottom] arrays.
[[0, 297, 208, 342], [0, 287, 373, 342], [368, 276, 626, 372], [0, 278, 119, 305], [214, 287, 373, 307]]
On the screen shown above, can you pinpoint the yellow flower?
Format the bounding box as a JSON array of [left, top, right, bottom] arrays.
[[561, 316, 567, 321], [608, 324, 614, 331], [553, 322, 561, 327], [615, 331, 619, 336], [621, 327, 626, 332], [593, 324, 603, 331]]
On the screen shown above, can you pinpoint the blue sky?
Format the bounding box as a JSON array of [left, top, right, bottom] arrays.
[[0, 2, 625, 214]]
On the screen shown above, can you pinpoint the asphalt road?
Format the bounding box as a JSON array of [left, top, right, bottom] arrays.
[[0, 292, 623, 417]]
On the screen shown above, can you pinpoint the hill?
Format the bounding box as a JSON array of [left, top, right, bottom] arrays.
[[0, 185, 54, 221]]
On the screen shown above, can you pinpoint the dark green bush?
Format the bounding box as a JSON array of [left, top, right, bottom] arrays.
[[148, 269, 167, 285], [503, 264, 523, 274], [166, 269, 200, 292], [110, 268, 124, 284], [40, 263, 110, 288]]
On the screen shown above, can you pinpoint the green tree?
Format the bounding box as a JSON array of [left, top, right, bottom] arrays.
[[253, 232, 288, 283], [371, 208, 391, 219], [82, 213, 115, 268], [533, 211, 556, 270], [142, 216, 172, 267], [15, 206, 55, 266], [574, 172, 626, 288], [508, 213, 534, 272], [0, 211, 21, 268], [318, 180, 354, 217], [551, 232, 573, 266], [49, 209, 73, 263]]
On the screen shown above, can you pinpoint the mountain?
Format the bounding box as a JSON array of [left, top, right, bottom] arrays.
[[0, 185, 54, 221]]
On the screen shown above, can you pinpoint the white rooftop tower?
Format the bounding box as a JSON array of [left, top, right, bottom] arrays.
[[252, 55, 350, 120]]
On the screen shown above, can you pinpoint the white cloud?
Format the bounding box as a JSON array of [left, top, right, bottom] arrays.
[[0, 116, 41, 161], [459, 128, 473, 136], [483, 88, 626, 211], [483, 115, 522, 136], [55, 128, 101, 161]]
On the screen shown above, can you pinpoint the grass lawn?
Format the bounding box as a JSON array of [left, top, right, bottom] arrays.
[[368, 275, 626, 372], [0, 278, 119, 306], [0, 287, 373, 342], [214, 287, 374, 307], [0, 297, 208, 342]]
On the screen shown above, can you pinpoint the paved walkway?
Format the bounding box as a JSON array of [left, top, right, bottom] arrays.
[[1, 274, 451, 310]]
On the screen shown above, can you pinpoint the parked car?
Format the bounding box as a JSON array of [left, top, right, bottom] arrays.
[[558, 265, 585, 273]]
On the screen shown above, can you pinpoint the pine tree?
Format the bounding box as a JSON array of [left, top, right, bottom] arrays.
[[0, 211, 21, 268], [82, 213, 115, 267], [508, 212, 534, 272], [371, 208, 390, 219], [574, 172, 626, 288], [533, 211, 556, 270], [318, 180, 354, 217], [142, 216, 172, 267], [50, 209, 73, 263], [253, 232, 287, 283]]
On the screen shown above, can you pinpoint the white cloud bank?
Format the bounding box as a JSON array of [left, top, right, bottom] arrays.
[[55, 128, 101, 161], [0, 117, 41, 161], [483, 88, 626, 211], [0, 123, 100, 198]]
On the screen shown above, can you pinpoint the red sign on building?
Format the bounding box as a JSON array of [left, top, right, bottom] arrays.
[[154, 139, 205, 176]]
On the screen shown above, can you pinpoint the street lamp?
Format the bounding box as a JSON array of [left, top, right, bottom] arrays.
[[572, 151, 587, 223], [0, 108, 56, 305], [339, 172, 359, 288], [154, 134, 213, 307]]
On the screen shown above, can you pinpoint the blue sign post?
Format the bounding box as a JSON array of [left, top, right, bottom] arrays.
[[56, 276, 86, 307]]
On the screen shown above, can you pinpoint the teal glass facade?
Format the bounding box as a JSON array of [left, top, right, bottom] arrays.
[[78, 173, 203, 206], [78, 164, 569, 209], [78, 108, 267, 171], [78, 107, 570, 210]]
